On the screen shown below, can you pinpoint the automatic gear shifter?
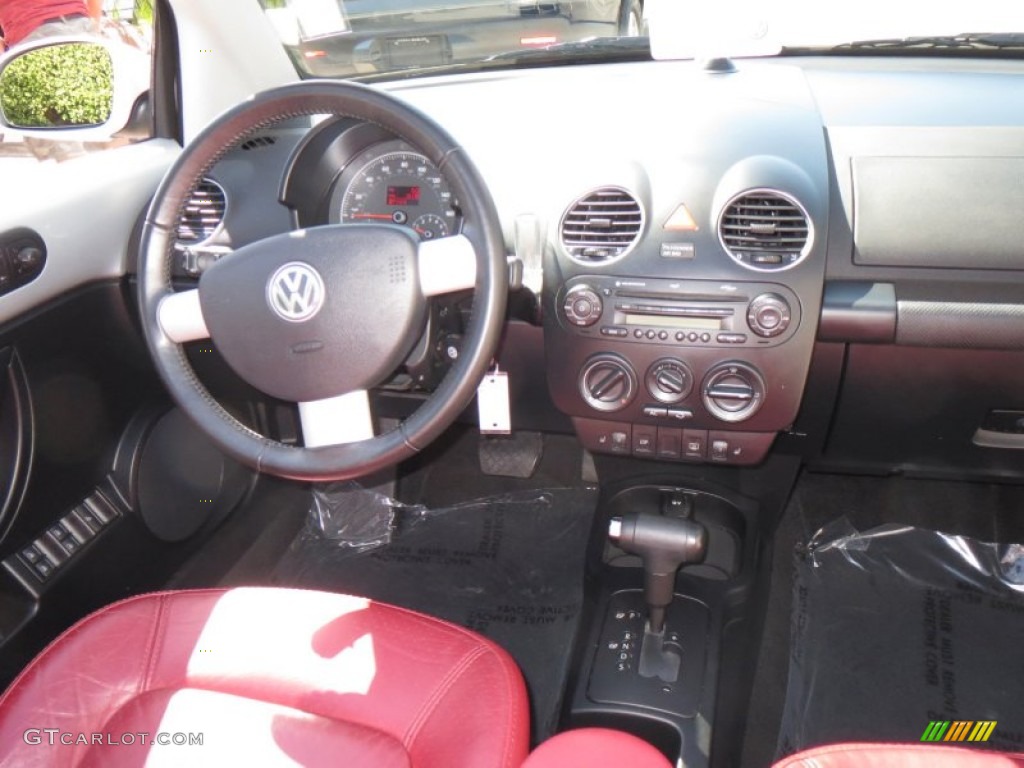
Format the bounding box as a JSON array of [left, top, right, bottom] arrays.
[[609, 512, 708, 634], [608, 512, 707, 681]]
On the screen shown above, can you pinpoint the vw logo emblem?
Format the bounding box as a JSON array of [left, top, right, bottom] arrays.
[[267, 262, 325, 323]]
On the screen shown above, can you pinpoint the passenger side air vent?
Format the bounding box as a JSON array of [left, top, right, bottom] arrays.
[[718, 190, 811, 270], [176, 178, 227, 245], [560, 187, 644, 264]]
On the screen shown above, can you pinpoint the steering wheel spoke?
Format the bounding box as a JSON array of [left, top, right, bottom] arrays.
[[418, 234, 477, 296], [157, 289, 210, 343], [298, 390, 375, 448]]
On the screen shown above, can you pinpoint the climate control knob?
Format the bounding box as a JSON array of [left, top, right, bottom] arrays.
[[563, 285, 603, 327], [747, 293, 792, 338], [701, 362, 766, 423], [579, 354, 637, 413], [646, 359, 694, 404]]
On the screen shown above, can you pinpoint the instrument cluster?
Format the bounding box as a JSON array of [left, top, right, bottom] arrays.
[[327, 139, 461, 241]]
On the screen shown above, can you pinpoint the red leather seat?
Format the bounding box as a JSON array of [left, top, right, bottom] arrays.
[[522, 727, 673, 767], [9, 589, 1023, 768], [775, 743, 1024, 767], [0, 587, 672, 768]]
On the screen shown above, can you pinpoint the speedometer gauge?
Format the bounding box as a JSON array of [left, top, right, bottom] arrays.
[[340, 148, 458, 239]]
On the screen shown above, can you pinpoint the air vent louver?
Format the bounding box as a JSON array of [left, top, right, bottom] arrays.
[[240, 135, 277, 151], [561, 187, 643, 263], [176, 178, 226, 245], [719, 190, 811, 270]]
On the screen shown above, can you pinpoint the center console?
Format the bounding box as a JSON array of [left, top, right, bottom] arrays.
[[544, 172, 828, 469], [540, 73, 830, 469], [565, 479, 774, 767], [538, 88, 830, 764]]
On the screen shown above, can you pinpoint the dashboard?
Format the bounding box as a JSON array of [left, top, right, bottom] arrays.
[[169, 54, 1024, 477]]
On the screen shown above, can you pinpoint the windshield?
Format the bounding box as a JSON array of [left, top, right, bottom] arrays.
[[260, 0, 643, 78], [258, 0, 1024, 81]]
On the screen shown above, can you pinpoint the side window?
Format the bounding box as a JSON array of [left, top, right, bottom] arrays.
[[0, 0, 153, 163]]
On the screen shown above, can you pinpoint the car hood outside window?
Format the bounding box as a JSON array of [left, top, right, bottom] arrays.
[[259, 0, 1024, 81]]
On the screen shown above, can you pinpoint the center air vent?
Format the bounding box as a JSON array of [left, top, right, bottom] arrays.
[[718, 189, 811, 271], [560, 187, 644, 264], [176, 178, 227, 245]]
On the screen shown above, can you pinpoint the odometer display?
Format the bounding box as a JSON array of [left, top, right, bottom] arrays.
[[386, 185, 420, 206], [340, 146, 457, 240]]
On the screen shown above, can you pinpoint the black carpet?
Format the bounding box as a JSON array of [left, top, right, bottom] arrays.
[[271, 485, 597, 743]]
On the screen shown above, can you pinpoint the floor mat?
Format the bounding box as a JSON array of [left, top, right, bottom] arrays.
[[741, 472, 1024, 767], [270, 485, 598, 743], [776, 518, 1024, 757]]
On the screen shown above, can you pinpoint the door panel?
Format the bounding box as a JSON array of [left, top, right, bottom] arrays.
[[0, 140, 178, 326]]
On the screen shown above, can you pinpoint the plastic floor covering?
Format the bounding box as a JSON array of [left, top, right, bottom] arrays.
[[777, 519, 1024, 758]]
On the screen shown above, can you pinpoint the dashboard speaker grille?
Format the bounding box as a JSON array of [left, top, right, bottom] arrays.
[[176, 178, 226, 245], [561, 187, 643, 263], [719, 190, 811, 270]]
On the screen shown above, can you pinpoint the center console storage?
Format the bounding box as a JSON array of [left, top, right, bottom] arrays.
[[565, 472, 790, 767]]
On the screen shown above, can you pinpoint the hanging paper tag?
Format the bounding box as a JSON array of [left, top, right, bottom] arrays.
[[477, 370, 511, 435]]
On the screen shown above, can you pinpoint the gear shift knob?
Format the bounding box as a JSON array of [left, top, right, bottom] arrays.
[[609, 512, 707, 634]]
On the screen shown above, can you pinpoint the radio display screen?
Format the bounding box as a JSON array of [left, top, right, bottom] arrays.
[[623, 314, 722, 331]]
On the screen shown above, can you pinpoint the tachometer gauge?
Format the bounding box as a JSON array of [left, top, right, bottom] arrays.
[[340, 147, 458, 238]]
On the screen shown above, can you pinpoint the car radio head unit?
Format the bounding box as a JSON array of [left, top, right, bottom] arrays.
[[560, 276, 800, 349]]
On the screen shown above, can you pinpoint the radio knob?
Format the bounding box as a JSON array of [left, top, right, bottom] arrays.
[[748, 294, 792, 338], [579, 354, 637, 412], [563, 285, 603, 328], [646, 359, 693, 404]]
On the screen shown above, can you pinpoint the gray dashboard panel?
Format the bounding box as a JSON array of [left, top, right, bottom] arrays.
[[803, 59, 1024, 285], [852, 157, 1024, 269]]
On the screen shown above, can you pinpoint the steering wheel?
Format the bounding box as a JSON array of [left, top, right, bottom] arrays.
[[138, 81, 508, 481]]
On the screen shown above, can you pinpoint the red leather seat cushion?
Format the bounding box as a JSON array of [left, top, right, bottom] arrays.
[[0, 588, 529, 767], [522, 727, 673, 768], [775, 743, 1024, 767]]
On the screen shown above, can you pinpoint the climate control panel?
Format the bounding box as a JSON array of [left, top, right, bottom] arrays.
[[569, 350, 774, 464], [645, 359, 694, 404], [576, 354, 766, 422], [579, 354, 637, 412], [701, 362, 765, 423]]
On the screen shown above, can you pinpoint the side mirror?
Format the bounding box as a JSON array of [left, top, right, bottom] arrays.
[[0, 36, 148, 141]]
